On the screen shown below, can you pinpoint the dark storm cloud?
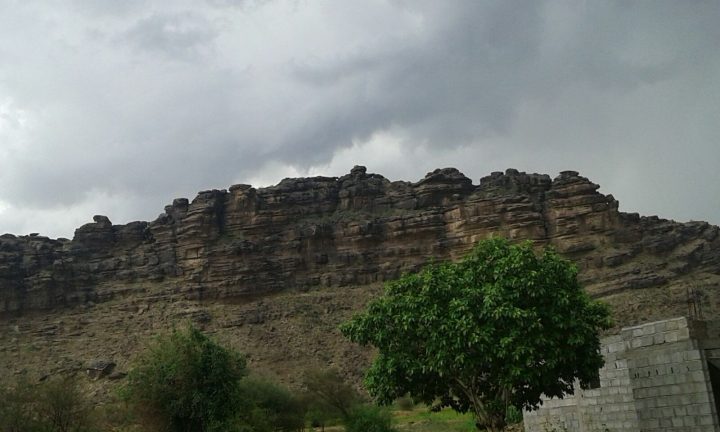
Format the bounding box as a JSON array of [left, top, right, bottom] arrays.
[[285, 0, 707, 154], [0, 0, 718, 237]]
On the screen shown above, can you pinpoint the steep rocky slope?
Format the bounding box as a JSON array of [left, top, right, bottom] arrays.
[[1, 167, 718, 394]]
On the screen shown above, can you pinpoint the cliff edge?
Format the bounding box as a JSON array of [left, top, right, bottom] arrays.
[[2, 167, 718, 319]]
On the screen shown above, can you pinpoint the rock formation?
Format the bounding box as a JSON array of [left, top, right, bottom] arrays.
[[1, 167, 718, 393], [1, 167, 718, 317]]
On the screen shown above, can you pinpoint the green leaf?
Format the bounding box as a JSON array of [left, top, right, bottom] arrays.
[[340, 238, 611, 430]]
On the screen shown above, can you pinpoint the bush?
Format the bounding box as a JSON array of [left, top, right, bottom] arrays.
[[301, 368, 360, 420], [344, 405, 396, 432], [505, 405, 523, 424], [238, 376, 306, 432], [121, 325, 249, 432], [38, 377, 96, 432], [0, 377, 42, 432], [0, 376, 96, 432]]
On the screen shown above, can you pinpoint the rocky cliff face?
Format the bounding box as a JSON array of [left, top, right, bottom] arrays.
[[2, 166, 719, 395], [2, 166, 719, 317]]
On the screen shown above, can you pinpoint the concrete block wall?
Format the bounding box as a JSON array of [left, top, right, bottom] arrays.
[[524, 334, 640, 432], [578, 334, 640, 431], [524, 317, 720, 432], [523, 394, 581, 431], [624, 318, 719, 432]]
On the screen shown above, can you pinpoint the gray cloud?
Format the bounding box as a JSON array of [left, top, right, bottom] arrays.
[[122, 12, 219, 60], [0, 0, 718, 238]]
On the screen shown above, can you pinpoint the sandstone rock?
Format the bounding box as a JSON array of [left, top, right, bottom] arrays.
[[0, 167, 718, 324]]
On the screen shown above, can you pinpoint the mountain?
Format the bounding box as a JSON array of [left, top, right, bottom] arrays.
[[1, 167, 718, 394]]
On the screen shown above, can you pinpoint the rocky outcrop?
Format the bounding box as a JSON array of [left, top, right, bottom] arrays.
[[1, 167, 719, 319]]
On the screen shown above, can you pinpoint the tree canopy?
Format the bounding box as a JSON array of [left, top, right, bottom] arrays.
[[341, 238, 611, 431]]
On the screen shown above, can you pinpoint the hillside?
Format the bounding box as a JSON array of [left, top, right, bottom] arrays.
[[1, 167, 719, 395]]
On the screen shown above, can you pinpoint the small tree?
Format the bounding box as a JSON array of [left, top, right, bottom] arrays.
[[0, 376, 96, 432], [38, 377, 94, 432], [301, 368, 361, 420], [341, 238, 611, 432], [122, 325, 248, 432], [0, 377, 44, 432]]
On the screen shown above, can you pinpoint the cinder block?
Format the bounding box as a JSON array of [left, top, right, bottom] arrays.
[[692, 392, 710, 404], [691, 370, 707, 382], [525, 317, 720, 432], [660, 417, 674, 427], [698, 415, 715, 426], [686, 350, 702, 361], [643, 324, 656, 336], [640, 335, 654, 346]]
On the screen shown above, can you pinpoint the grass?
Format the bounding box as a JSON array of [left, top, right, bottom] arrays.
[[391, 405, 478, 432], [308, 405, 524, 432]]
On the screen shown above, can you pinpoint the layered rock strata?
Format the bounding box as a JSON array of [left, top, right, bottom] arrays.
[[1, 167, 719, 318]]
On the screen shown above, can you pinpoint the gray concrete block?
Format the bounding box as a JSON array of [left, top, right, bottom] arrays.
[[525, 317, 720, 432]]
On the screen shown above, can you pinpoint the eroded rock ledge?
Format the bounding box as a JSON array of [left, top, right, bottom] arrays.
[[2, 167, 719, 315]]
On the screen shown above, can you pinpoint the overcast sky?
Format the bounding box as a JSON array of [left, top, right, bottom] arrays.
[[0, 0, 718, 238]]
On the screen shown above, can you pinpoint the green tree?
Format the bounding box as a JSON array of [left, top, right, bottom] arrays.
[[121, 325, 249, 432], [341, 238, 611, 432]]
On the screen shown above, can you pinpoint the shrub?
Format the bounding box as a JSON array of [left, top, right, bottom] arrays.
[[37, 377, 95, 432], [0, 376, 96, 432], [121, 325, 249, 432], [505, 405, 523, 424], [238, 376, 306, 432], [344, 405, 396, 432], [0, 377, 43, 432], [301, 368, 360, 420]]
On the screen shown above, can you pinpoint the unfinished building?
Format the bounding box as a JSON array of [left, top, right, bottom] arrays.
[[523, 317, 720, 432]]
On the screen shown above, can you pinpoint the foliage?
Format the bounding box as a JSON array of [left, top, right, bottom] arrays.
[[237, 376, 306, 432], [504, 405, 523, 425], [341, 238, 611, 431], [301, 368, 361, 420], [344, 405, 396, 432], [121, 325, 249, 432], [38, 377, 96, 432], [0, 377, 44, 432], [0, 376, 96, 432]]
